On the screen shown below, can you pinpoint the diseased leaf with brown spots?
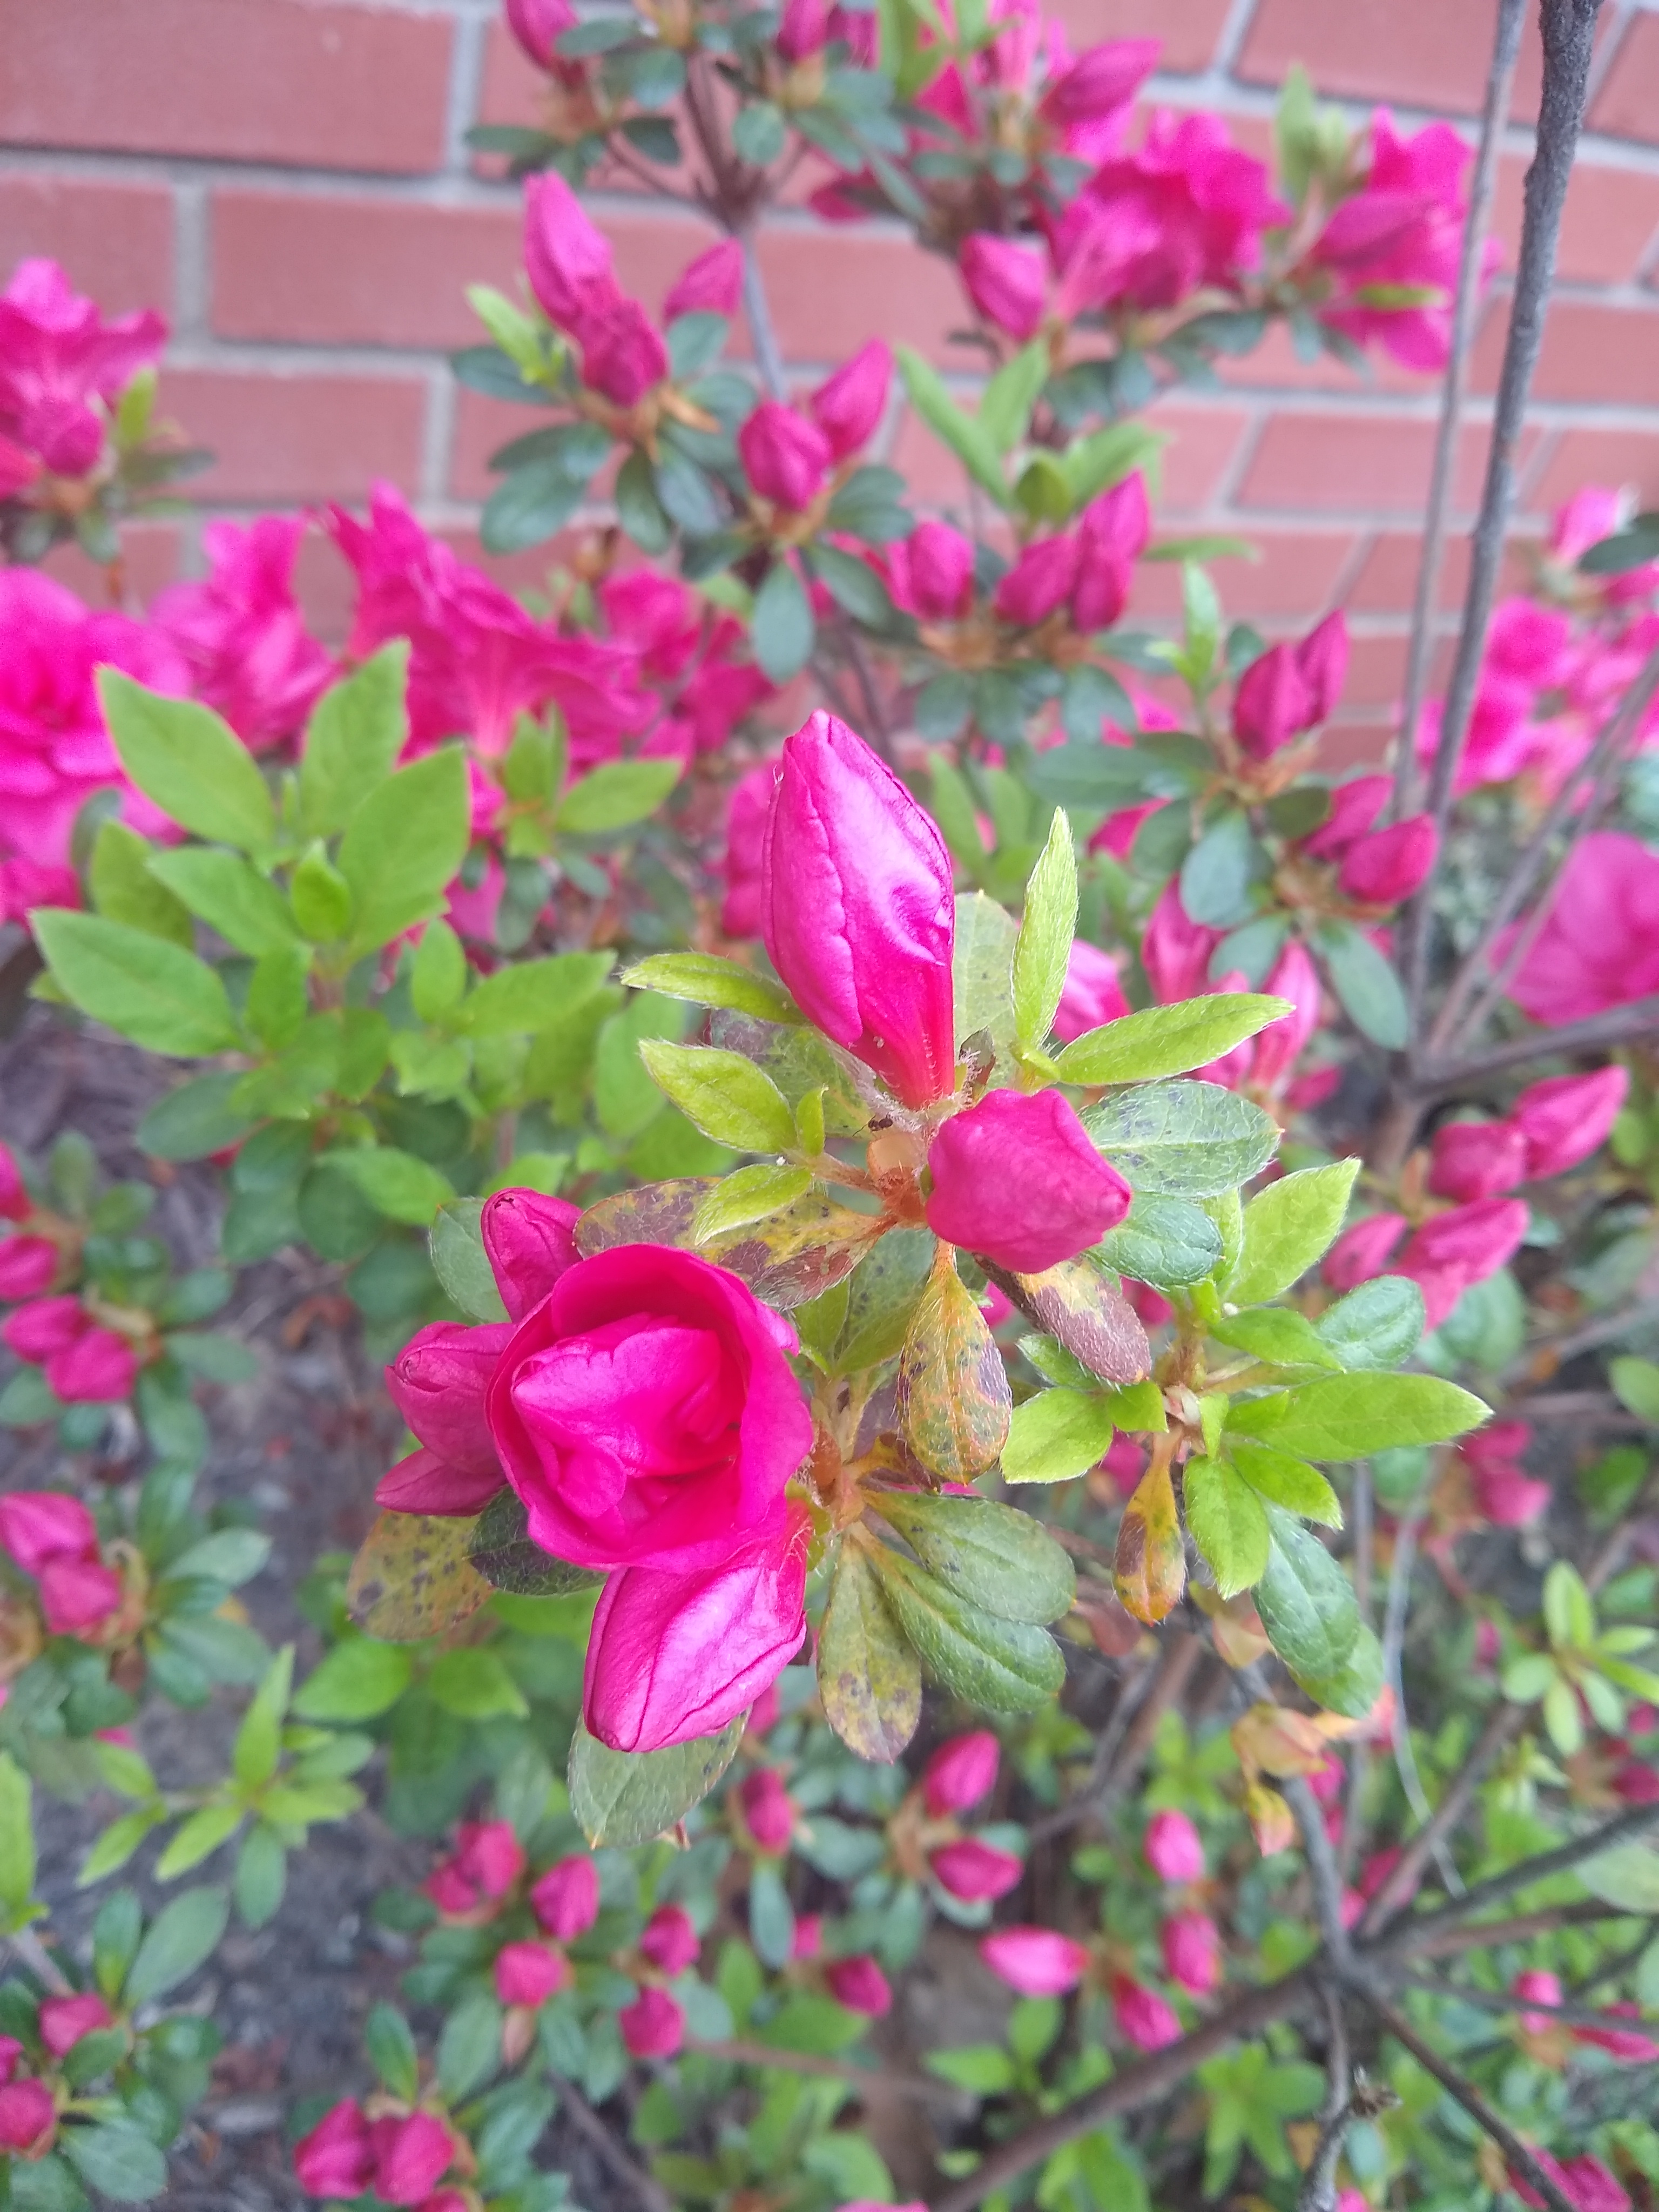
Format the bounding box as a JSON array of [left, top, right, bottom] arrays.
[[817, 1534, 921, 1762], [1114, 1454, 1186, 1623], [575, 1178, 712, 1257], [993, 1257, 1150, 1386], [897, 1248, 1011, 1482], [347, 1511, 492, 1643], [704, 1192, 887, 1309]]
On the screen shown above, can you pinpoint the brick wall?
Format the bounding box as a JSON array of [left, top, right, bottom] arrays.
[[8, 0, 1659, 749]]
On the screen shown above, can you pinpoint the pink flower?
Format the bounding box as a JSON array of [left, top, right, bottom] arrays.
[[37, 1994, 111, 2059], [495, 1940, 569, 2007], [739, 403, 832, 511], [1506, 834, 1659, 1025], [1553, 486, 1628, 568], [1251, 940, 1324, 1097], [619, 1986, 684, 2057], [994, 535, 1080, 628], [810, 340, 891, 462], [886, 520, 975, 624], [739, 1767, 796, 1854], [925, 1089, 1131, 1273], [38, 1559, 123, 1639], [1513, 1067, 1628, 1180], [1513, 1968, 1563, 2033], [1111, 1974, 1182, 2052], [776, 0, 829, 62], [638, 1904, 700, 1975], [504, 0, 576, 67], [576, 293, 670, 408], [1323, 1212, 1407, 1292], [1297, 611, 1350, 723], [46, 1325, 137, 1405], [0, 259, 165, 477], [368, 2113, 456, 2207], [1233, 612, 1350, 760], [0, 2078, 55, 2155], [0, 1142, 28, 1224], [1460, 1422, 1549, 1527], [1302, 773, 1390, 861], [1, 1297, 85, 1363], [664, 239, 744, 322], [1428, 1118, 1527, 1203], [960, 234, 1047, 340], [1162, 1911, 1221, 1995], [582, 1507, 812, 1753], [930, 1838, 1023, 1902], [922, 1731, 1000, 1819], [294, 2100, 376, 2198], [719, 762, 774, 939], [1037, 41, 1157, 157], [0, 1492, 98, 1575], [531, 1854, 599, 1942], [761, 711, 957, 1109], [1071, 476, 1149, 632], [151, 517, 333, 753], [1399, 1198, 1529, 1284], [1142, 881, 1223, 1006], [523, 172, 620, 333], [1143, 1809, 1205, 1884], [980, 1927, 1089, 1997], [1339, 816, 1438, 905], [0, 1238, 58, 1299], [826, 1955, 892, 2016], [1573, 2002, 1659, 2063], [1053, 941, 1131, 1043], [1510, 2152, 1630, 2212], [423, 1820, 525, 1917]]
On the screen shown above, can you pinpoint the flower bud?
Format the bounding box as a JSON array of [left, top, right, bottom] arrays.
[[922, 1730, 1000, 1818], [1300, 772, 1390, 860], [791, 1913, 822, 1960], [0, 1492, 97, 1574], [810, 339, 891, 461], [619, 1985, 684, 2056], [888, 520, 975, 624], [979, 1927, 1089, 1997], [761, 711, 957, 1108], [664, 239, 744, 323], [1251, 940, 1323, 1095], [1460, 1421, 1548, 1527], [38, 1994, 112, 2059], [739, 402, 832, 511], [1232, 643, 1310, 759], [994, 534, 1080, 628], [1295, 610, 1348, 724], [639, 1904, 700, 1974], [925, 1089, 1131, 1274], [1400, 1197, 1528, 1282], [0, 1238, 58, 1300], [929, 1838, 1023, 1902], [1613, 1758, 1659, 1805], [0, 1298, 84, 1361], [1111, 1974, 1182, 2051], [1052, 940, 1130, 1043], [505, 0, 575, 67], [1514, 1968, 1563, 2033], [1509, 2152, 1629, 2212], [387, 1323, 509, 1480], [294, 2101, 375, 2198], [46, 1325, 137, 1406], [1574, 2002, 1659, 2063], [531, 1854, 599, 1942], [0, 1143, 28, 1223], [523, 173, 619, 332], [1339, 815, 1438, 905], [481, 1188, 581, 1320], [738, 1768, 795, 1854], [1143, 1808, 1205, 1884], [425, 1820, 525, 1915], [1161, 1910, 1221, 1995], [1071, 475, 1150, 632], [1037, 39, 1157, 130], [38, 1558, 123, 1639], [826, 1955, 892, 2016], [1322, 1213, 1406, 1292], [960, 234, 1047, 341], [0, 2079, 55, 2156], [776, 0, 830, 60], [369, 2112, 456, 2207], [495, 1940, 569, 2008], [578, 295, 669, 408], [1141, 880, 1222, 1005], [1427, 1118, 1527, 1203], [1514, 1066, 1629, 1180]]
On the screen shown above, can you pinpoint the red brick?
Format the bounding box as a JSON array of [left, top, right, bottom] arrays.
[[477, 17, 546, 133], [1340, 631, 1410, 709], [1471, 297, 1659, 409], [754, 224, 961, 367], [1212, 315, 1459, 401], [1346, 531, 1473, 617], [451, 387, 558, 504], [0, 176, 174, 319], [1526, 426, 1659, 513], [1236, 0, 1503, 111], [1144, 401, 1253, 515], [1320, 723, 1393, 774], [43, 522, 184, 611], [1493, 156, 1659, 288], [158, 369, 427, 503], [1235, 411, 1542, 516], [1128, 529, 1358, 624], [1590, 12, 1659, 145], [1045, 0, 1231, 74], [0, 0, 452, 174]]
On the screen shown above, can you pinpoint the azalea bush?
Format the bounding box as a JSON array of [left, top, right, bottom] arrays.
[[3, 1, 1659, 2209]]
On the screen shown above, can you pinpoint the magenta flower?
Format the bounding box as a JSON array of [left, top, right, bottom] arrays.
[[38, 1993, 112, 2059], [1071, 475, 1150, 632], [1053, 941, 1131, 1043], [1427, 1119, 1527, 1203], [151, 516, 333, 754], [1505, 834, 1659, 1026], [738, 1768, 796, 1854], [826, 1955, 892, 2016], [922, 1731, 1000, 1818], [1250, 941, 1324, 1097], [810, 339, 891, 461], [929, 1838, 1023, 1903], [1233, 613, 1348, 760], [46, 1323, 137, 1406], [719, 761, 775, 939], [1513, 1968, 1564, 2034], [0, 1237, 62, 1300], [1112, 1974, 1182, 2052], [367, 2112, 456, 2207], [619, 1985, 684, 2056], [1513, 1067, 1628, 1179], [1510, 2152, 1630, 2212], [0, 259, 165, 477], [1301, 773, 1390, 861], [1323, 1212, 1407, 1293], [638, 1904, 700, 1975], [577, 292, 670, 408], [776, 0, 830, 62], [1162, 1910, 1222, 1995], [761, 711, 957, 1109], [980, 1927, 1089, 1997], [663, 239, 744, 323], [503, 0, 575, 65], [960, 233, 1047, 340], [1338, 815, 1438, 905], [1459, 1422, 1549, 1528], [1037, 41, 1157, 157], [37, 1559, 123, 1640], [994, 535, 1081, 629], [293, 2100, 375, 2198], [423, 1820, 525, 1918], [0, 2079, 55, 2155], [925, 1089, 1131, 1274], [0, 1492, 97, 1575], [1141, 881, 1223, 1006], [739, 402, 833, 511], [0, 1142, 27, 1224], [530, 1854, 599, 1943], [1143, 1809, 1205, 1884], [887, 520, 976, 624], [494, 1940, 570, 2008], [523, 171, 622, 332], [1574, 2003, 1659, 2064]]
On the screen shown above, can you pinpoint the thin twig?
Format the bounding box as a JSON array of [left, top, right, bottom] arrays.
[[1296, 1983, 1354, 2212], [1285, 1773, 1354, 1969], [6, 1928, 71, 1995], [1393, 1968, 1659, 2038], [1504, 1296, 1659, 1386], [1418, 993, 1659, 1088], [1379, 1505, 1464, 1899], [1360, 1698, 1522, 1931], [1368, 2000, 1578, 2212], [1397, 1900, 1641, 1960], [1394, 0, 1527, 819], [1401, 0, 1606, 1052], [1030, 1631, 1202, 1843], [740, 232, 789, 403], [548, 2072, 677, 2212], [686, 2036, 956, 2101], [1396, 1800, 1659, 1951]]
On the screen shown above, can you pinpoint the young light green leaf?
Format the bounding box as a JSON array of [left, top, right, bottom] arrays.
[[411, 919, 467, 1021], [1228, 1439, 1342, 1527], [557, 757, 682, 835], [1182, 1455, 1270, 1597], [32, 909, 239, 1057], [1228, 1159, 1359, 1306], [622, 951, 801, 1026], [953, 889, 1019, 1057], [0, 1754, 34, 1925], [1001, 1387, 1115, 1484], [1012, 808, 1077, 1049], [1228, 1373, 1488, 1461], [155, 1803, 244, 1881], [89, 820, 193, 947], [1209, 1307, 1344, 1372], [232, 1644, 294, 1791], [125, 1885, 230, 2005], [979, 338, 1051, 456], [638, 1040, 797, 1153], [1315, 1276, 1425, 1371], [292, 1637, 415, 1722], [145, 849, 299, 957], [455, 951, 615, 1037], [299, 643, 409, 837], [337, 747, 471, 954], [99, 669, 276, 851], [691, 1163, 814, 1243], [323, 1146, 455, 1225], [1053, 994, 1292, 1086], [895, 343, 1009, 504]]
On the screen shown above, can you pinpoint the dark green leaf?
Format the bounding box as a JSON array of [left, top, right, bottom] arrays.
[[1095, 1194, 1223, 1290], [468, 1489, 604, 1597], [874, 1490, 1075, 1623], [869, 1549, 1065, 1712], [751, 559, 815, 684], [1253, 1513, 1359, 1680], [1081, 1080, 1279, 1197], [568, 1716, 746, 1847]]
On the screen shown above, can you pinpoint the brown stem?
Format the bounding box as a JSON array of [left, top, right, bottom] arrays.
[[1028, 1630, 1202, 1843], [1296, 1985, 1358, 2212], [1418, 993, 1659, 1088], [1389, 1799, 1659, 1952], [1393, 1969, 1659, 2036], [546, 2072, 677, 2212], [1367, 2000, 1577, 2212], [1357, 1699, 1521, 1932], [1395, 1900, 1638, 1960], [686, 2036, 954, 2101]]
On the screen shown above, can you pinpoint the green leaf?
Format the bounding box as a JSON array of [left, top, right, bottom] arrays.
[[288, 842, 353, 942], [1180, 812, 1260, 929], [166, 1528, 271, 1587], [832, 1226, 936, 1373], [63, 2125, 169, 2204], [89, 820, 193, 947], [621, 950, 800, 1026], [79, 1810, 166, 1887], [125, 1885, 230, 2005], [1096, 1194, 1225, 1290], [751, 559, 815, 684], [429, 1647, 530, 1719], [1254, 1512, 1359, 1680], [1062, 420, 1164, 510], [869, 1549, 1065, 1712], [809, 541, 899, 628], [1209, 1307, 1344, 1372], [437, 1987, 503, 2101], [336, 747, 471, 954], [1001, 1385, 1116, 1485], [1228, 1160, 1359, 1306], [155, 1802, 244, 1880], [898, 1252, 1012, 1480], [1182, 1455, 1269, 1597], [895, 343, 1008, 503], [144, 848, 298, 959], [691, 1163, 814, 1242], [638, 1040, 797, 1152], [430, 1198, 510, 1323], [299, 643, 409, 837], [928, 2045, 1016, 2092], [568, 1715, 747, 1847], [874, 1490, 1075, 1623], [366, 2003, 422, 2105], [323, 1146, 455, 1226], [482, 458, 585, 554], [953, 889, 1019, 1057], [1013, 809, 1077, 1049], [980, 338, 1051, 455], [411, 919, 466, 1020], [456, 951, 615, 1036], [1228, 1439, 1341, 1526], [1228, 1374, 1488, 1460], [1610, 1355, 1659, 1425], [1317, 920, 1408, 1050], [99, 669, 275, 851], [1081, 1080, 1279, 1197], [33, 909, 238, 1056], [1054, 994, 1292, 1085], [817, 1539, 921, 1762], [0, 1754, 35, 1925], [292, 1638, 414, 1722], [1316, 1276, 1425, 1371], [468, 1488, 604, 1597], [1289, 1618, 1385, 1721], [558, 757, 682, 835], [232, 1643, 294, 1790]]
